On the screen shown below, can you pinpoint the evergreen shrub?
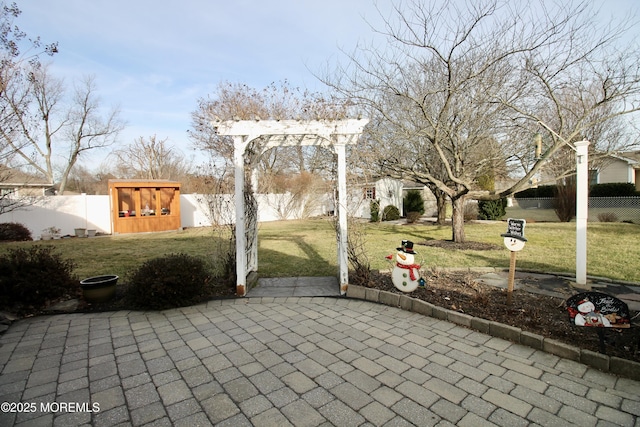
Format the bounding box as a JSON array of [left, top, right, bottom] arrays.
[[0, 223, 32, 242], [370, 199, 380, 222], [382, 205, 400, 221], [403, 190, 425, 215], [126, 253, 212, 310], [0, 246, 78, 312], [477, 198, 507, 220]]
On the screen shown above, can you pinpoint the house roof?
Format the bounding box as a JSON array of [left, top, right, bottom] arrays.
[[0, 168, 53, 188], [401, 180, 428, 190], [610, 151, 640, 167], [107, 179, 181, 188], [354, 177, 428, 189]]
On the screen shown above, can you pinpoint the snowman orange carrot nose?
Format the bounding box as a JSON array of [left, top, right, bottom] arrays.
[[398, 253, 407, 261]]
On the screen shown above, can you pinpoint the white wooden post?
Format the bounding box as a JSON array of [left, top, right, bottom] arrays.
[[234, 136, 248, 296], [575, 140, 590, 287], [335, 141, 349, 294]]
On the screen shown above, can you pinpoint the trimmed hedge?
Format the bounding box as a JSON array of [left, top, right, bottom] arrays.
[[514, 185, 555, 198], [589, 183, 638, 197], [516, 183, 639, 199]]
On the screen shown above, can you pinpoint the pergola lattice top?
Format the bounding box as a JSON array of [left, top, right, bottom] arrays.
[[214, 118, 366, 147]]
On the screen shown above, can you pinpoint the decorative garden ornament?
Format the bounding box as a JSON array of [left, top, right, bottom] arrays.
[[386, 240, 425, 292]]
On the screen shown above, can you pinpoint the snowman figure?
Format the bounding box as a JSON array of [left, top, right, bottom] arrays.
[[574, 299, 611, 327], [501, 219, 527, 252], [385, 240, 425, 292]]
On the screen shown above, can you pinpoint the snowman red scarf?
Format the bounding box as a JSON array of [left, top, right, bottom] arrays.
[[396, 261, 421, 281]]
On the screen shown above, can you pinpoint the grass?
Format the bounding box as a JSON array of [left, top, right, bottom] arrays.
[[1, 219, 639, 282], [0, 227, 232, 280], [361, 221, 640, 281]]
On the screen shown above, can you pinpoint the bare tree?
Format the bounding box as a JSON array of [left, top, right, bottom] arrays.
[[322, 0, 640, 242], [0, 67, 124, 194], [64, 163, 113, 195], [189, 80, 348, 192], [0, 1, 57, 94], [0, 2, 57, 212], [59, 75, 124, 193], [112, 134, 192, 181]]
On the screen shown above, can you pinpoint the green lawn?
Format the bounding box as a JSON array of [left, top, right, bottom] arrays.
[[360, 221, 640, 282], [1, 219, 639, 282]]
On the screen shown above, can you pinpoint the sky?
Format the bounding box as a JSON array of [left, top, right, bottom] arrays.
[[14, 0, 640, 170], [17, 0, 390, 167]]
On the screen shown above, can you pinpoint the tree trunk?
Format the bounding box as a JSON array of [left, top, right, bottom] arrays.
[[435, 189, 448, 225], [451, 196, 466, 243], [426, 184, 448, 225]]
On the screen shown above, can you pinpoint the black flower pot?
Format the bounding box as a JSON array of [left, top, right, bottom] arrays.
[[80, 275, 118, 303]]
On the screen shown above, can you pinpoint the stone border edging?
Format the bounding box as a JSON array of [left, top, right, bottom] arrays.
[[345, 284, 640, 382]]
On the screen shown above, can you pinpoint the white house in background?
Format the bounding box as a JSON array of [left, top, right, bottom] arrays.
[[0, 169, 55, 197], [596, 152, 640, 190], [355, 177, 437, 219], [357, 177, 404, 219]]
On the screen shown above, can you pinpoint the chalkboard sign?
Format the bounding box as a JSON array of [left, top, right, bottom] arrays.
[[566, 291, 630, 328], [501, 218, 527, 242]]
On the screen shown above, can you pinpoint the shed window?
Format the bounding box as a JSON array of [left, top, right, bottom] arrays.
[[117, 188, 135, 216], [364, 187, 376, 200], [141, 188, 155, 215], [160, 188, 176, 215]]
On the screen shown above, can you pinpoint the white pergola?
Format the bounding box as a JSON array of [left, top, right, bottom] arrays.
[[213, 119, 369, 296]]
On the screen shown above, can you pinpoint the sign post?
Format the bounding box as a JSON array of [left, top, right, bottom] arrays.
[[501, 218, 527, 305], [507, 251, 517, 303]]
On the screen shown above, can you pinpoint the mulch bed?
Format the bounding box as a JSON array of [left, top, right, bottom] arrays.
[[358, 241, 640, 363]]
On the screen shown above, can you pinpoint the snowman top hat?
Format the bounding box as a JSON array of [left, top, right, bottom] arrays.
[[500, 232, 527, 242], [397, 240, 416, 254]]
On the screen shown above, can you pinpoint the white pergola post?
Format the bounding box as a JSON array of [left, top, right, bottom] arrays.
[[214, 119, 369, 297], [575, 140, 590, 287], [334, 141, 349, 292], [233, 135, 250, 296]]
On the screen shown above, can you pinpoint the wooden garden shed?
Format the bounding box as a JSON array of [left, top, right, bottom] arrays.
[[108, 179, 181, 234]]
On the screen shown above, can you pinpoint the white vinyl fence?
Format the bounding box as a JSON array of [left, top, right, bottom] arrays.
[[0, 193, 336, 238], [0, 194, 111, 238]]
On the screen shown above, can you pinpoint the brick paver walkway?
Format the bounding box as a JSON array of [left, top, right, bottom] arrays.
[[1, 297, 639, 426]]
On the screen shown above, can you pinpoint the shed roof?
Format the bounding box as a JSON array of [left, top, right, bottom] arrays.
[[108, 179, 181, 188]]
